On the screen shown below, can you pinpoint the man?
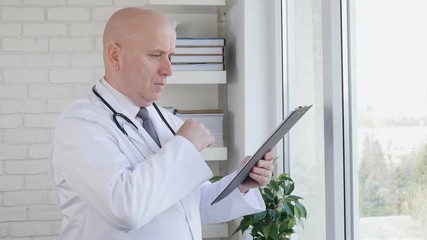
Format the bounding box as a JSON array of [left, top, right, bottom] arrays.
[[49, 7, 275, 240]]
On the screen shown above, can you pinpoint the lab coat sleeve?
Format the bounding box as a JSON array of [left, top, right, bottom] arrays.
[[51, 114, 213, 231], [199, 172, 266, 224]]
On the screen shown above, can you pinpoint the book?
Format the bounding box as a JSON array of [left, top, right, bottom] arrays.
[[175, 46, 224, 55], [175, 109, 223, 114], [171, 55, 224, 63], [176, 37, 226, 47], [172, 63, 224, 71]]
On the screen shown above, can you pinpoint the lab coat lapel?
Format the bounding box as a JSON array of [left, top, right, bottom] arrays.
[[124, 122, 160, 154]]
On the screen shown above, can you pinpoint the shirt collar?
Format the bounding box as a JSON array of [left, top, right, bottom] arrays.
[[100, 78, 140, 119]]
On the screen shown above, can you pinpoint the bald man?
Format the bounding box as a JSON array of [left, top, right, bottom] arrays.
[[49, 7, 275, 240]]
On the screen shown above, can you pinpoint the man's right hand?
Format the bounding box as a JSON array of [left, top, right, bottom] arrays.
[[176, 118, 215, 151]]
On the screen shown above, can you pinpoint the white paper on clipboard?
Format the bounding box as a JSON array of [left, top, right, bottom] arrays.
[[211, 105, 313, 205]]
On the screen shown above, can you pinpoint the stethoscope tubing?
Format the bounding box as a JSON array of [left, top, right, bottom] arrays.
[[91, 85, 176, 158]]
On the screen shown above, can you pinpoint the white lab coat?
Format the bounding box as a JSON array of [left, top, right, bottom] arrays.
[[49, 79, 265, 240]]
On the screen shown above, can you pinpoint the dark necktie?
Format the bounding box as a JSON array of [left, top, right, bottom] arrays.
[[137, 107, 161, 147]]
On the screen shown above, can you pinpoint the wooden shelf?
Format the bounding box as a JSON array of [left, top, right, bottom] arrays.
[[202, 223, 228, 238], [149, 0, 225, 6], [167, 71, 226, 84], [200, 147, 227, 161]]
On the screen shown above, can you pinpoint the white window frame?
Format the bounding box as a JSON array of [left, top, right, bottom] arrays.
[[283, 0, 357, 239], [322, 0, 354, 239]]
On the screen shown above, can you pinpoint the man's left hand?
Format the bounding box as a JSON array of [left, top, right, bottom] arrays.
[[238, 151, 276, 193]]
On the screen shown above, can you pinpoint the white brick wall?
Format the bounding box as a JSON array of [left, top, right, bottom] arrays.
[[0, 1, 149, 239]]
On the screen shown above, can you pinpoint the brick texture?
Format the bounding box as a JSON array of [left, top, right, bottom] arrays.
[[0, 1, 150, 238]]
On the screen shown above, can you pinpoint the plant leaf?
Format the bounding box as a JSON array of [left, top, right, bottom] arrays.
[[252, 222, 264, 237], [264, 188, 275, 201], [295, 205, 302, 219], [295, 201, 307, 218], [233, 217, 254, 236], [279, 221, 288, 233], [262, 225, 272, 239], [287, 218, 296, 229], [267, 209, 276, 220], [209, 175, 223, 183], [254, 211, 267, 221], [278, 173, 292, 182], [270, 224, 279, 239], [270, 181, 280, 192], [284, 182, 295, 195], [282, 202, 293, 215], [287, 195, 302, 201]]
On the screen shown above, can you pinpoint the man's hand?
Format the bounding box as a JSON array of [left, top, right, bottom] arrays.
[[238, 151, 276, 193], [176, 118, 215, 152]]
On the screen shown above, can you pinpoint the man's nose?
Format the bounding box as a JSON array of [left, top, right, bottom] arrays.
[[159, 56, 173, 76]]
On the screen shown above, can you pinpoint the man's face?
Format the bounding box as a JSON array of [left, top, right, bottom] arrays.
[[117, 22, 176, 107]]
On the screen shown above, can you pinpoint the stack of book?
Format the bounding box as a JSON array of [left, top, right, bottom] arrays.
[[172, 38, 225, 71], [174, 109, 224, 147]]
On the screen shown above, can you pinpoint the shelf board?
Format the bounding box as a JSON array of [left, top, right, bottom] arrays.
[[201, 147, 227, 161], [202, 223, 228, 238], [167, 71, 226, 84], [148, 0, 225, 6]]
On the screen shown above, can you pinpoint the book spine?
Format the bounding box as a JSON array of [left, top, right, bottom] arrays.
[[171, 55, 224, 63], [174, 46, 224, 55], [176, 38, 225, 47], [172, 63, 224, 71]]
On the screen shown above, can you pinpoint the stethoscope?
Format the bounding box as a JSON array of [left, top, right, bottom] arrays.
[[92, 86, 176, 159], [94, 85, 196, 234]]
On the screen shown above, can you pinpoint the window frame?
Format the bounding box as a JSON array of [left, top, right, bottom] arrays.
[[283, 0, 351, 238], [282, 0, 356, 239]]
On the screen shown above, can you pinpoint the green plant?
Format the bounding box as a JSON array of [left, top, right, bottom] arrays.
[[232, 173, 307, 240]]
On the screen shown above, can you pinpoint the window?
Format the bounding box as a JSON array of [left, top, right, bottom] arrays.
[[349, 0, 427, 239], [283, 0, 427, 239], [283, 0, 328, 239]]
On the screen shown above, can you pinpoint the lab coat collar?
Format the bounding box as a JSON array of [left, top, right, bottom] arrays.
[[93, 79, 161, 152], [100, 78, 140, 121]]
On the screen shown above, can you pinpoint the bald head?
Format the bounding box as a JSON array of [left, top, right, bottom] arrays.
[[103, 8, 174, 68], [101, 7, 176, 107], [103, 8, 170, 49]]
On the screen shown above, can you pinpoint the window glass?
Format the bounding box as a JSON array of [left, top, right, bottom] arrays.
[[350, 0, 427, 239], [284, 0, 327, 239]]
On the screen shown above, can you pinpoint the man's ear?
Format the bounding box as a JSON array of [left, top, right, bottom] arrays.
[[107, 43, 120, 71]]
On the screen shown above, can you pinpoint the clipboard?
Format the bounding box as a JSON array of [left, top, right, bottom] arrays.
[[211, 105, 312, 205]]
